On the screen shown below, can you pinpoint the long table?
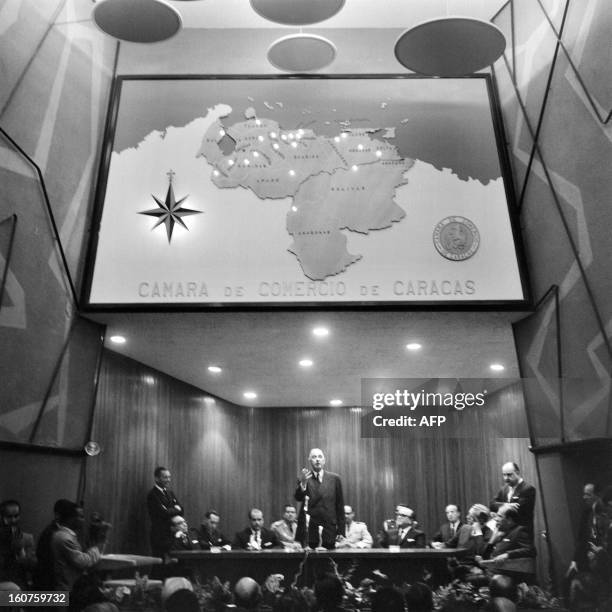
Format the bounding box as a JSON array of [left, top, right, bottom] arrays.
[[171, 548, 467, 587]]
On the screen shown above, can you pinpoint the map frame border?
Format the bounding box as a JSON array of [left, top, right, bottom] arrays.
[[82, 73, 531, 312]]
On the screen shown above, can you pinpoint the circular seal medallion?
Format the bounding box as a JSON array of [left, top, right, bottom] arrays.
[[433, 216, 480, 261]]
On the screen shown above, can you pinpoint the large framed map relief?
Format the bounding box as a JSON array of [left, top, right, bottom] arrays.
[[84, 75, 529, 308]]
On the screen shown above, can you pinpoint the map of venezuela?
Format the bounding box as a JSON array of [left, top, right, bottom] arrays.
[[197, 106, 414, 280]]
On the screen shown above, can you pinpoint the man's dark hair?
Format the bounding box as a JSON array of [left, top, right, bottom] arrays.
[[371, 586, 405, 612], [405, 581, 433, 612], [154, 466, 168, 478], [447, 503, 461, 512], [53, 499, 73, 516], [56, 501, 82, 523], [283, 504, 296, 512], [205, 509, 220, 519], [489, 574, 517, 602], [0, 499, 20, 516], [314, 573, 343, 610]]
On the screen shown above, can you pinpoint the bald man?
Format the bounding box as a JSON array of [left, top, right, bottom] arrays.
[[295, 448, 344, 549], [490, 461, 536, 539]]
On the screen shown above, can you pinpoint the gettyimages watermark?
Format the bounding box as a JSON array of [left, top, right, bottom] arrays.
[[359, 377, 607, 438]]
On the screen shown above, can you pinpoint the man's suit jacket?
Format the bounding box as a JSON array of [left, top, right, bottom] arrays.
[[574, 505, 609, 570], [146, 486, 183, 555], [485, 525, 535, 560], [294, 471, 345, 536], [380, 526, 426, 549], [50, 526, 100, 591], [270, 520, 301, 549], [432, 521, 464, 546], [340, 521, 373, 549], [198, 525, 231, 550], [490, 481, 536, 536], [446, 524, 491, 559], [233, 527, 281, 550]]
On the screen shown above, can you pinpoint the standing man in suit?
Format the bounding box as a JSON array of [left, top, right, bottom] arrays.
[[295, 448, 345, 549], [431, 504, 463, 549], [233, 508, 280, 550], [146, 466, 183, 558], [379, 504, 426, 548], [490, 462, 536, 539]]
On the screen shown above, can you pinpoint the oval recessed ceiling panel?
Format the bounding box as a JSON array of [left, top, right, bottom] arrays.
[[394, 17, 506, 77], [93, 0, 182, 43], [268, 34, 336, 72], [251, 0, 345, 25]]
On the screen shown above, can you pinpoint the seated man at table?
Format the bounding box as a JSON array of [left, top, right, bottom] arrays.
[[336, 505, 373, 549], [477, 509, 535, 564], [169, 516, 197, 551], [431, 503, 463, 549], [271, 504, 302, 551], [198, 509, 231, 551], [379, 504, 425, 548], [233, 509, 281, 551]]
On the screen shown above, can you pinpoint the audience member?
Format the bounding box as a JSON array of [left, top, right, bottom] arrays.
[[198, 509, 231, 550], [380, 504, 425, 548], [34, 499, 73, 590], [50, 502, 104, 595], [271, 504, 302, 551], [0, 500, 36, 589], [234, 576, 262, 611], [490, 462, 536, 539], [146, 466, 183, 558], [335, 505, 373, 549], [404, 581, 433, 611], [489, 574, 518, 602], [371, 585, 405, 612], [233, 509, 280, 550], [313, 573, 345, 612], [431, 504, 463, 549]]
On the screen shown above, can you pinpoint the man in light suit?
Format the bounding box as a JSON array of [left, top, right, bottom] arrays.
[[146, 466, 183, 558], [379, 504, 426, 548], [490, 462, 536, 539], [271, 504, 302, 550], [336, 505, 373, 549], [295, 448, 344, 549], [430, 503, 463, 549]]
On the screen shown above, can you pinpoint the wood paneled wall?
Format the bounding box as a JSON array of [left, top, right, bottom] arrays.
[[86, 350, 545, 573]]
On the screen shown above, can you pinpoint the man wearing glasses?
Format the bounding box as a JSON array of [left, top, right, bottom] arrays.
[[379, 504, 426, 548]]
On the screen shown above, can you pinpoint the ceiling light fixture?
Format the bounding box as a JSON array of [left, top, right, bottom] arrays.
[[394, 17, 506, 77], [93, 0, 182, 44], [312, 327, 329, 337], [406, 343, 422, 351], [243, 391, 258, 400], [329, 399, 343, 407], [109, 335, 126, 344], [490, 363, 505, 372], [250, 0, 345, 26], [207, 365, 222, 373], [299, 359, 314, 367], [267, 34, 337, 73]]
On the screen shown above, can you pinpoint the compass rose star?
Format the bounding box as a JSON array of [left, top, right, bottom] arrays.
[[140, 178, 201, 243]]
